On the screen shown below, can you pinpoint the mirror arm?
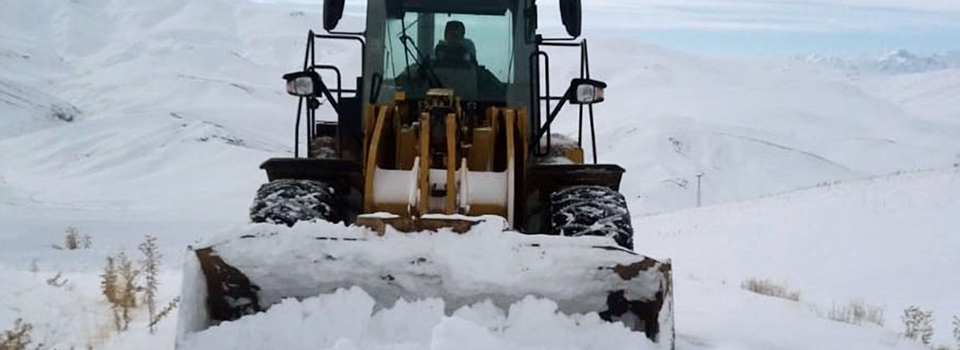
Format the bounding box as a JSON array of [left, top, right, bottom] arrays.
[[316, 77, 342, 115], [327, 30, 365, 36], [534, 85, 575, 144]]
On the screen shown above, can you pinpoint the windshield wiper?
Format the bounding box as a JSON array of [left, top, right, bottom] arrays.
[[398, 19, 443, 88]]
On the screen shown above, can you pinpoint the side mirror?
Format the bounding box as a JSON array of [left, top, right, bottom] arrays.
[[559, 0, 582, 38], [283, 71, 323, 97], [323, 0, 345, 31], [568, 78, 606, 105]]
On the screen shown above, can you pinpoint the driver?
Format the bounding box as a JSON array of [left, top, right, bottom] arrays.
[[435, 20, 477, 65]]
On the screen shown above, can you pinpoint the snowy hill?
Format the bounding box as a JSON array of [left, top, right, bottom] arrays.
[[0, 0, 335, 221], [558, 42, 960, 214], [637, 166, 960, 348], [3, 0, 959, 218], [850, 69, 960, 127], [2, 0, 959, 349], [798, 50, 960, 75]]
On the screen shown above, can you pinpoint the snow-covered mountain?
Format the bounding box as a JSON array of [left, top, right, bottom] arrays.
[[798, 50, 960, 75], [2, 0, 959, 349], [564, 44, 960, 214], [2, 0, 958, 218]]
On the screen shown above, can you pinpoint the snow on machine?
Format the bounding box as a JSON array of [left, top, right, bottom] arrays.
[[177, 0, 674, 348]]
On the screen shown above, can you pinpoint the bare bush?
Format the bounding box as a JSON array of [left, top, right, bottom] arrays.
[[952, 315, 959, 350], [50, 105, 78, 122], [827, 300, 885, 326], [139, 235, 161, 334], [148, 297, 181, 331], [741, 278, 800, 301], [52, 227, 91, 251], [99, 235, 176, 335], [100, 252, 141, 332], [45, 272, 68, 288], [1, 318, 32, 350], [118, 253, 140, 331], [101, 256, 118, 305], [902, 305, 934, 345], [138, 235, 179, 334]]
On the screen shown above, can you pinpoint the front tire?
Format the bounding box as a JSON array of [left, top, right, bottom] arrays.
[[249, 179, 341, 226], [550, 185, 634, 249]]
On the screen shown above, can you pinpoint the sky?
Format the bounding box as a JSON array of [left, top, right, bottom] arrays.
[[279, 0, 960, 58], [576, 0, 960, 57]]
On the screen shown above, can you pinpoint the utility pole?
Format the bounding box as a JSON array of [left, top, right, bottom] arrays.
[[695, 173, 703, 207]]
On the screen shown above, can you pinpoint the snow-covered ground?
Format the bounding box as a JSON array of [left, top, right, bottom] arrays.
[[639, 166, 960, 349], [2, 0, 959, 349]]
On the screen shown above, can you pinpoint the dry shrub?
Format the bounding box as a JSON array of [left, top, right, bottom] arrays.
[[45, 272, 68, 288], [952, 315, 959, 350], [28, 260, 39, 274], [138, 235, 161, 334], [101, 256, 119, 305], [1, 318, 33, 350], [101, 252, 140, 331], [148, 297, 181, 331], [741, 278, 800, 301], [99, 235, 179, 335], [903, 305, 934, 345], [52, 227, 91, 251], [828, 300, 885, 326]]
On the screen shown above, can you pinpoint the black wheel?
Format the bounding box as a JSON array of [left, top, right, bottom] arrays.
[[550, 185, 634, 249], [250, 179, 341, 226]]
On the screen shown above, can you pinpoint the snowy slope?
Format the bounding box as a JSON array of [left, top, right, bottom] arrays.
[[0, 78, 82, 140], [555, 42, 960, 214], [3, 0, 960, 219], [638, 165, 960, 348], [852, 69, 960, 127], [787, 50, 960, 128], [0, 0, 344, 221]]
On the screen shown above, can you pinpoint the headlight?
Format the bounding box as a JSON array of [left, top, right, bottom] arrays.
[[282, 71, 323, 97], [576, 84, 604, 104], [569, 78, 607, 105], [286, 76, 315, 96]]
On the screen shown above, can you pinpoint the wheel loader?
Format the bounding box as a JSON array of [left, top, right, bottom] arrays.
[[177, 0, 674, 348]]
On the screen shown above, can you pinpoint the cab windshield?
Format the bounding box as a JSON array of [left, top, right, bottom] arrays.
[[382, 11, 514, 102]]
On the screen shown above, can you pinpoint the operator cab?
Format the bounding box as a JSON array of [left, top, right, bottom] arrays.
[[381, 8, 514, 103]]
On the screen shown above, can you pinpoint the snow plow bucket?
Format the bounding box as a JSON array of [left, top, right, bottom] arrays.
[[176, 218, 674, 348]]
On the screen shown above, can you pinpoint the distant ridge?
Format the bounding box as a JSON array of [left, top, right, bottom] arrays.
[[796, 50, 960, 74]]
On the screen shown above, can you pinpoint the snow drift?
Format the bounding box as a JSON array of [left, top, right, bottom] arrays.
[[177, 287, 658, 350]]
